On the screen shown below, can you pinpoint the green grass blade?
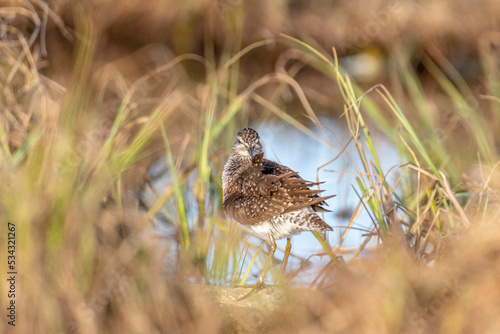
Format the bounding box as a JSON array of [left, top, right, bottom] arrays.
[[160, 124, 190, 248]]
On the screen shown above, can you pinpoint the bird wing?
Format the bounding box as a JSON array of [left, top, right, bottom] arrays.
[[262, 157, 333, 212], [223, 153, 335, 226]]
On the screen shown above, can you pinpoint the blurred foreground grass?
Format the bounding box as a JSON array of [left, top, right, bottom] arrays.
[[1, 1, 500, 333]]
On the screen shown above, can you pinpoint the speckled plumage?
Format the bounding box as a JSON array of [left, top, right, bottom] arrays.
[[222, 128, 333, 240]]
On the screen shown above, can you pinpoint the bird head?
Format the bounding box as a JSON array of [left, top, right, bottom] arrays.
[[232, 127, 263, 161]]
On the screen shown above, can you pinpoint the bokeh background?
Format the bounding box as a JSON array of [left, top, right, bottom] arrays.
[[1, 0, 500, 333]]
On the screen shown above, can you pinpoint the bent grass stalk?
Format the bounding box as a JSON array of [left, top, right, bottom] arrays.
[[239, 241, 264, 286], [160, 123, 190, 248], [280, 36, 482, 248]]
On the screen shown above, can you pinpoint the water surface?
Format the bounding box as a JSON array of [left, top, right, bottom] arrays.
[[144, 117, 401, 284]]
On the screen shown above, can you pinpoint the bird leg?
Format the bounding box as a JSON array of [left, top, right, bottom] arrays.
[[280, 237, 292, 274], [258, 232, 276, 285], [237, 233, 276, 301]]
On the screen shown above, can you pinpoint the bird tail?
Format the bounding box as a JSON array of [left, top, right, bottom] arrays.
[[306, 209, 333, 232]]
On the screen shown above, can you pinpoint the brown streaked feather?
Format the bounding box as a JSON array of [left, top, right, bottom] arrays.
[[263, 155, 334, 211], [262, 158, 295, 175], [223, 152, 335, 226]]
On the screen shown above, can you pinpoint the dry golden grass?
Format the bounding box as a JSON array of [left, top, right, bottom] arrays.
[[1, 1, 500, 333]]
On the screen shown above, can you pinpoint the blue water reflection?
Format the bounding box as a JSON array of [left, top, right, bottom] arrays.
[[251, 117, 400, 282], [144, 117, 401, 285]]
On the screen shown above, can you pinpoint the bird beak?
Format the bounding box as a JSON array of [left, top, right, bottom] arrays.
[[249, 147, 254, 158]]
